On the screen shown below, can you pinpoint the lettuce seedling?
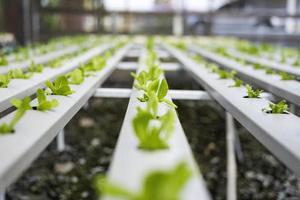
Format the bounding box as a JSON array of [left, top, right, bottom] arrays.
[[262, 100, 289, 114], [279, 72, 295, 81], [48, 59, 62, 68], [138, 79, 177, 109], [265, 68, 274, 74], [133, 107, 174, 150], [146, 51, 158, 68], [67, 68, 85, 85], [94, 161, 192, 200], [210, 65, 220, 73], [82, 57, 106, 72], [217, 70, 237, 79], [0, 56, 8, 66], [0, 97, 32, 134], [28, 61, 43, 73], [34, 89, 59, 111], [230, 78, 243, 87], [131, 66, 163, 91], [10, 68, 32, 79], [245, 84, 263, 98], [175, 42, 186, 51], [131, 71, 148, 91], [253, 63, 263, 70], [147, 37, 155, 51], [45, 76, 74, 96], [0, 72, 12, 88]]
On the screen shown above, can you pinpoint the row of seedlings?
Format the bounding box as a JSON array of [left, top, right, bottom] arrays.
[[0, 40, 130, 194], [192, 37, 300, 77], [0, 38, 116, 112], [186, 41, 300, 107], [94, 38, 211, 200], [0, 35, 91, 65], [226, 38, 300, 68], [162, 41, 300, 178], [0, 36, 103, 74]]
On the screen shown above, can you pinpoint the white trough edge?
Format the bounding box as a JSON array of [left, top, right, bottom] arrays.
[[0, 43, 114, 113], [0, 44, 132, 191], [105, 48, 211, 200], [189, 46, 300, 107], [117, 62, 181, 71], [0, 45, 81, 74], [94, 88, 212, 100], [163, 42, 300, 177], [227, 49, 300, 77]]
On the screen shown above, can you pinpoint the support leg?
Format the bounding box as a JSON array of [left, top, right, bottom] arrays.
[[0, 190, 5, 200], [226, 112, 237, 200], [57, 129, 65, 152]]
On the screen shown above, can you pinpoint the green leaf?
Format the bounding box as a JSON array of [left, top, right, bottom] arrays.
[[230, 78, 243, 87], [0, 56, 8, 66], [132, 105, 175, 150], [95, 162, 192, 200], [10, 68, 32, 79], [262, 100, 289, 114], [45, 76, 74, 96], [279, 72, 295, 81], [0, 96, 32, 134], [36, 89, 59, 111], [67, 69, 85, 85], [157, 79, 168, 100], [94, 175, 136, 198], [245, 84, 263, 98], [0, 73, 11, 88], [28, 61, 43, 73]]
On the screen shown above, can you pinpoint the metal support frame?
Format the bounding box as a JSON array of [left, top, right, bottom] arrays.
[[57, 129, 65, 152], [226, 113, 237, 200]]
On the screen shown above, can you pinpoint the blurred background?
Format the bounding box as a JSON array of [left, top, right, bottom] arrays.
[[1, 0, 300, 45]]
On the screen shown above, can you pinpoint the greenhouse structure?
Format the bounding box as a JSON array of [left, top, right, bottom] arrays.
[[0, 0, 300, 200]]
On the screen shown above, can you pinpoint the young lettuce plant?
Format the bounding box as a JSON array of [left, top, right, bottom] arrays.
[[66, 68, 85, 85], [0, 97, 32, 134], [217, 70, 237, 79], [146, 51, 158, 68], [0, 71, 12, 88], [265, 68, 274, 74], [33, 89, 59, 111], [253, 63, 263, 70], [133, 106, 174, 150], [230, 78, 243, 87], [0, 56, 8, 66], [28, 61, 43, 73], [245, 84, 263, 98], [131, 66, 163, 91], [146, 37, 155, 51], [94, 161, 192, 200], [279, 72, 295, 81], [10, 68, 32, 79], [138, 79, 177, 109], [45, 75, 74, 96], [262, 100, 289, 114]]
